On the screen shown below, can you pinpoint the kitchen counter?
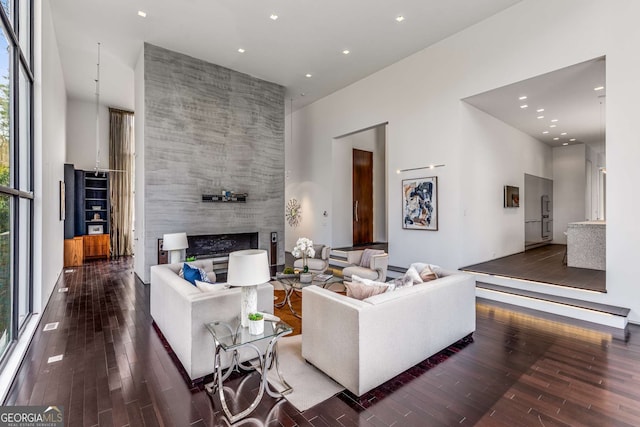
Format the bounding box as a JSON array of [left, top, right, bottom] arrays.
[[567, 221, 605, 271]]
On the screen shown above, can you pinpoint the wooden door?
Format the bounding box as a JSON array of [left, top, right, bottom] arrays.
[[353, 149, 373, 245]]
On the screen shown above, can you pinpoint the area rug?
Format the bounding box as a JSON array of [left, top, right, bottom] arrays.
[[265, 335, 344, 411]]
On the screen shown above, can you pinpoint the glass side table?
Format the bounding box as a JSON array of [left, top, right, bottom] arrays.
[[204, 318, 293, 423]]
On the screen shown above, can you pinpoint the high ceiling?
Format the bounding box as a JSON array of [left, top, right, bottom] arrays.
[[463, 57, 606, 148], [49, 0, 522, 111]]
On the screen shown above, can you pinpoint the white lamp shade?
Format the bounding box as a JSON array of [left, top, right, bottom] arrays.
[[163, 232, 189, 251], [227, 249, 270, 286]]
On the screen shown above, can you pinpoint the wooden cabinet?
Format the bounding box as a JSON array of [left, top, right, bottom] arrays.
[[83, 234, 110, 260], [64, 237, 84, 267]]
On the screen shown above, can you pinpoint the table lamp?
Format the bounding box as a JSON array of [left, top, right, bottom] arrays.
[[227, 249, 270, 327], [163, 232, 189, 264]]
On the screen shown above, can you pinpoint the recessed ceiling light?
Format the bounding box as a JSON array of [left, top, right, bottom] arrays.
[[537, 108, 545, 112], [553, 137, 560, 141], [520, 104, 528, 109], [305, 73, 312, 78], [270, 14, 278, 20], [342, 50, 350, 55], [551, 119, 558, 122], [563, 142, 569, 146], [237, 48, 245, 53], [594, 86, 605, 91], [542, 131, 549, 134], [537, 116, 544, 119], [550, 125, 557, 128], [560, 132, 567, 136], [569, 138, 576, 141], [396, 15, 405, 22], [519, 96, 527, 100], [137, 10, 147, 18]]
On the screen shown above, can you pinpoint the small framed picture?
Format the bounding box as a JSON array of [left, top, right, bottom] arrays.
[[88, 224, 104, 235], [60, 181, 65, 221]]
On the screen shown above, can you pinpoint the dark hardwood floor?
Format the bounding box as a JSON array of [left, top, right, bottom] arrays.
[[461, 244, 607, 293], [5, 257, 639, 426]]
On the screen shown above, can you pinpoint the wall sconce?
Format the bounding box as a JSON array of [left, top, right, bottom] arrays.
[[396, 164, 445, 174]]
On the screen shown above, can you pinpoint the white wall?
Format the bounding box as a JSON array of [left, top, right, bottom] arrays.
[[65, 98, 109, 171], [552, 144, 586, 242], [331, 126, 386, 248], [288, 0, 640, 322], [586, 142, 606, 220], [35, 0, 67, 311], [133, 48, 145, 281], [460, 104, 552, 264]]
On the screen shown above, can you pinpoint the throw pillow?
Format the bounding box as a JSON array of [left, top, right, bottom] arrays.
[[351, 274, 394, 292], [419, 265, 438, 282], [195, 281, 229, 292], [206, 271, 217, 283], [404, 266, 423, 285], [313, 244, 324, 259], [182, 263, 211, 286], [359, 249, 385, 268], [345, 281, 388, 300], [394, 274, 414, 289]]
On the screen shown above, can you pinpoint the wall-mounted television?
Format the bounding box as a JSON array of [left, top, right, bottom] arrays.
[[504, 185, 520, 208]]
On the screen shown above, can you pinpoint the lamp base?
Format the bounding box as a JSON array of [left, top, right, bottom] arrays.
[[240, 285, 258, 328], [169, 250, 183, 264]]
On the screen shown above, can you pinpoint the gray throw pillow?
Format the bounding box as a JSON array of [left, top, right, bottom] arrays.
[[313, 244, 324, 259]]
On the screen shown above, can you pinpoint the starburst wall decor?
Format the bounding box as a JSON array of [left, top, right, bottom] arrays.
[[285, 198, 302, 227]]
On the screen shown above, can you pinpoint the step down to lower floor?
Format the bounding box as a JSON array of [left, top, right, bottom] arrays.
[[476, 282, 629, 329]]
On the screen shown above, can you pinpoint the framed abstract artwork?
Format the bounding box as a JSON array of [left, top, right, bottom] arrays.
[[402, 176, 438, 231]]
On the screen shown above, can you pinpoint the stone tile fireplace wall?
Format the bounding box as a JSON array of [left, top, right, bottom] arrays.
[[140, 43, 284, 282]]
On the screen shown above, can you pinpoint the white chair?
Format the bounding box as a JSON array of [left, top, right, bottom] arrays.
[[342, 249, 389, 282]]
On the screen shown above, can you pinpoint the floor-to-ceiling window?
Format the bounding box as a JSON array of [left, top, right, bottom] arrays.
[[0, 0, 33, 360]]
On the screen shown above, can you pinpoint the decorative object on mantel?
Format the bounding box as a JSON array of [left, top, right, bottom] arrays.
[[227, 249, 270, 328], [402, 176, 438, 231], [163, 232, 189, 264], [291, 237, 315, 273], [285, 198, 302, 227], [202, 193, 247, 202]]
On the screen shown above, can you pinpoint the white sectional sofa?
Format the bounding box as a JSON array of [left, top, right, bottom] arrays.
[[301, 267, 475, 396], [150, 260, 274, 382]]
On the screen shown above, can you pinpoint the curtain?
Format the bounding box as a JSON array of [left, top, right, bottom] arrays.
[[109, 109, 134, 257]]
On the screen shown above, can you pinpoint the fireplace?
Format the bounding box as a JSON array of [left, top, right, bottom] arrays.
[[158, 232, 259, 265]]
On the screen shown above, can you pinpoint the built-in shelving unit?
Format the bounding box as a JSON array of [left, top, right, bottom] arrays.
[[84, 172, 110, 235]]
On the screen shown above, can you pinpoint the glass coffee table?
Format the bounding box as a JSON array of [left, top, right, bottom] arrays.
[[205, 317, 293, 423], [273, 273, 343, 318]]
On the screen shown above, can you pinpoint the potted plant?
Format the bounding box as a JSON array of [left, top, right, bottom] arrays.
[[248, 312, 264, 335], [291, 237, 316, 273]]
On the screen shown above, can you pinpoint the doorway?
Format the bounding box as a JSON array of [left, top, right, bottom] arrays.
[[331, 123, 387, 248]]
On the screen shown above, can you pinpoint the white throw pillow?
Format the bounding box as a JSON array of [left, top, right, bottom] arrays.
[[351, 274, 393, 292], [404, 266, 423, 284], [195, 281, 229, 293]]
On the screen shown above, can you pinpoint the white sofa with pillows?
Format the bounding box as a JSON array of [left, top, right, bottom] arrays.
[[302, 263, 476, 396], [150, 259, 274, 382]]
